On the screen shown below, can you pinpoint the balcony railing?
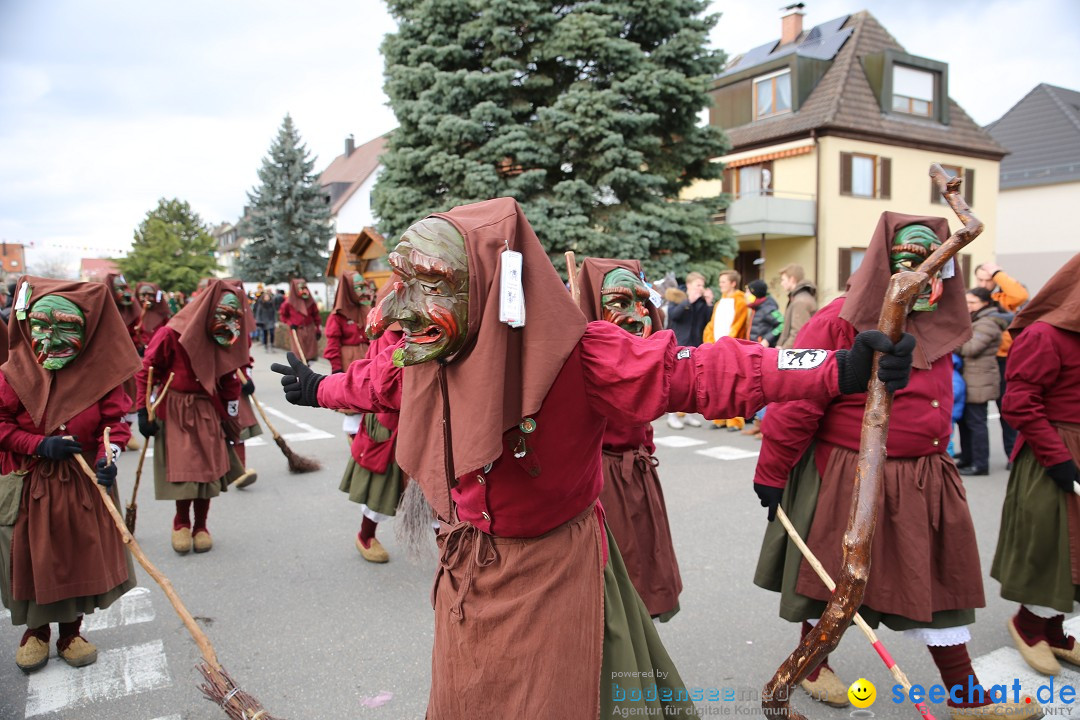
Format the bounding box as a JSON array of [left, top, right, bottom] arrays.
[[723, 190, 816, 238]]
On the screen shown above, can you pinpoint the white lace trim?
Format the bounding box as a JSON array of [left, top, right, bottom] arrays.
[[360, 504, 393, 524], [904, 626, 971, 647], [1024, 604, 1068, 619]]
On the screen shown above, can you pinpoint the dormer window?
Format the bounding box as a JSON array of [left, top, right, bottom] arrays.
[[892, 65, 934, 117], [754, 69, 792, 120]]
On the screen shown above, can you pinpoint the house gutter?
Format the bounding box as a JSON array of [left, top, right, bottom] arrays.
[[812, 128, 820, 284]]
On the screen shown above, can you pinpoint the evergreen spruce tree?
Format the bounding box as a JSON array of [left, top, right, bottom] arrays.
[[238, 115, 333, 282], [117, 198, 220, 292], [374, 0, 735, 278]]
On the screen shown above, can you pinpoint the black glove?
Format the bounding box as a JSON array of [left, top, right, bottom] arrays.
[[270, 352, 324, 407], [835, 330, 916, 395], [95, 457, 117, 488], [241, 379, 255, 395], [316, 329, 323, 340], [333, 368, 345, 374], [36, 435, 82, 460], [1046, 460, 1080, 494], [290, 324, 300, 330], [137, 407, 159, 437], [754, 483, 784, 522]]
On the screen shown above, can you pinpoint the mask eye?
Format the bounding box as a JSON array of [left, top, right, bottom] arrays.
[[419, 281, 443, 295]]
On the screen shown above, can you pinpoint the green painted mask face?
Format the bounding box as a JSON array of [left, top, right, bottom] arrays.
[[29, 295, 86, 370], [137, 284, 156, 307], [891, 224, 943, 312], [601, 268, 653, 338], [366, 218, 469, 367], [210, 293, 242, 346], [112, 276, 133, 306], [296, 281, 310, 300], [352, 273, 374, 305]]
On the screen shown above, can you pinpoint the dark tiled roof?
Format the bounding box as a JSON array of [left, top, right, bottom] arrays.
[[721, 11, 1007, 160], [986, 83, 1080, 189], [319, 134, 389, 215]]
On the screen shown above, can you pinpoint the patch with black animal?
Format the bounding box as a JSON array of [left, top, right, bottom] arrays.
[[676, 348, 692, 360], [777, 348, 828, 370]]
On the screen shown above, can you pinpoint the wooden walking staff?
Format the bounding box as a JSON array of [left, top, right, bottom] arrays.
[[565, 251, 580, 303], [125, 366, 175, 533], [775, 507, 937, 720], [77, 435, 280, 720], [237, 369, 321, 473], [762, 164, 984, 719], [290, 327, 308, 365]]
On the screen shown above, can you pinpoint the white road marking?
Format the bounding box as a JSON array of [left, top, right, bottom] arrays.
[[653, 435, 709, 448], [694, 446, 760, 461], [971, 646, 1080, 715], [83, 587, 155, 632], [151, 716, 182, 720], [25, 639, 171, 717], [141, 403, 334, 457]]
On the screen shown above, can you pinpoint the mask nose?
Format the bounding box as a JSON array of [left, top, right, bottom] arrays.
[[367, 280, 412, 337]]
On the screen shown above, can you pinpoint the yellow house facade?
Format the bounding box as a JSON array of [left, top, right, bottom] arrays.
[[687, 10, 1007, 307]]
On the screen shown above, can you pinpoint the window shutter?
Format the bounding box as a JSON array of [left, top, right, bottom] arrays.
[[964, 168, 975, 206], [723, 167, 735, 195], [879, 157, 891, 199], [838, 248, 852, 289], [840, 153, 852, 195]]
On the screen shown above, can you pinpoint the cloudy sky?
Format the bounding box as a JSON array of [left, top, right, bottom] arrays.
[[2, 0, 1077, 272]]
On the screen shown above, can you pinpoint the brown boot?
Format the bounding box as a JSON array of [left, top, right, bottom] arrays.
[[356, 535, 389, 563], [57, 617, 97, 668], [15, 627, 50, 673], [193, 529, 213, 553], [172, 525, 193, 554]]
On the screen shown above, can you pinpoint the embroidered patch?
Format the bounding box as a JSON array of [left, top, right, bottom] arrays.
[[227, 400, 239, 417], [676, 348, 692, 360], [777, 348, 828, 370]]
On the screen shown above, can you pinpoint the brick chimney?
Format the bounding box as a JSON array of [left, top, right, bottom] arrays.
[[780, 3, 805, 46], [345, 134, 355, 157]]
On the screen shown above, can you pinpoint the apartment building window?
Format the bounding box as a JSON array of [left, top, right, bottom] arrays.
[[892, 65, 935, 117], [930, 164, 975, 206], [753, 69, 792, 120], [723, 161, 773, 199], [838, 247, 868, 289], [840, 152, 891, 199]]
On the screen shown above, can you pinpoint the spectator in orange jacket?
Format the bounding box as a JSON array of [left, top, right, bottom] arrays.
[[975, 262, 1028, 465], [704, 270, 749, 429]]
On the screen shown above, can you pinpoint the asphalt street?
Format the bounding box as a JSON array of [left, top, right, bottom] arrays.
[[0, 344, 1051, 719]]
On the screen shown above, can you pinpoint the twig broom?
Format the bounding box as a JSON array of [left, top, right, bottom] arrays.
[[237, 369, 320, 473], [125, 367, 175, 533], [78, 437, 281, 720]]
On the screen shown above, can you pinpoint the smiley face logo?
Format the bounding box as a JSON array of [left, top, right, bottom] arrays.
[[848, 678, 876, 708]]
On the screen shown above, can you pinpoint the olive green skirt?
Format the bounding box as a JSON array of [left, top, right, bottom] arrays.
[[600, 526, 697, 717], [339, 414, 403, 517], [153, 418, 243, 501], [0, 479, 136, 628], [992, 445, 1080, 612], [754, 447, 975, 631]]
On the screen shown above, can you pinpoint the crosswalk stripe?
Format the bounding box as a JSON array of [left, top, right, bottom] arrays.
[[694, 445, 760, 461], [25, 639, 171, 717], [150, 715, 182, 720], [653, 435, 708, 448], [83, 587, 155, 632], [971, 646, 1080, 714]]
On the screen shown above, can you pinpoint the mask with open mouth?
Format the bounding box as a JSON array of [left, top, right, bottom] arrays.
[[296, 281, 311, 300], [366, 218, 469, 367], [891, 224, 943, 312], [209, 292, 242, 346], [601, 268, 653, 338], [112, 276, 133, 306], [29, 295, 86, 370], [137, 283, 156, 307]]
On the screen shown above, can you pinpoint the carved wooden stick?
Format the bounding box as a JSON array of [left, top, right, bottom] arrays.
[[565, 251, 580, 304], [762, 164, 983, 719], [775, 508, 937, 720], [291, 328, 309, 365]]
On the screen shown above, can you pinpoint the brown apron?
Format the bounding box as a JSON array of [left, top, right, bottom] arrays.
[[163, 390, 229, 484], [11, 457, 129, 605], [428, 504, 604, 719], [340, 342, 369, 370], [600, 446, 682, 618], [795, 444, 985, 622], [292, 324, 319, 364]]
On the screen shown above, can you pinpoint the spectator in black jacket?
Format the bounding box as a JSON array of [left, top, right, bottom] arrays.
[[747, 279, 783, 348], [665, 271, 712, 429]]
